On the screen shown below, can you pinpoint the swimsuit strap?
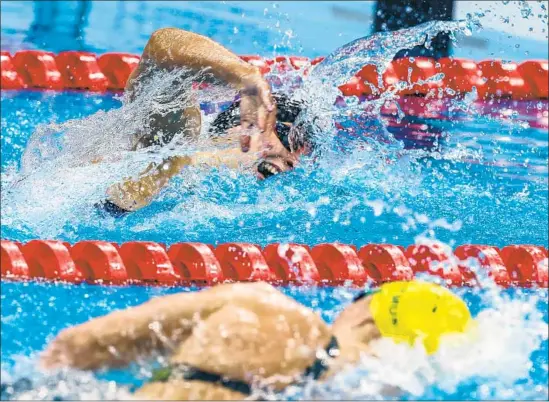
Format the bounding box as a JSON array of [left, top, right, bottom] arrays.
[[151, 335, 339, 395], [181, 367, 253, 396], [151, 362, 253, 395]]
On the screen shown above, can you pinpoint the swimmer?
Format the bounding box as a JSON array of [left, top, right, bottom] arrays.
[[35, 280, 474, 400], [96, 27, 314, 216]]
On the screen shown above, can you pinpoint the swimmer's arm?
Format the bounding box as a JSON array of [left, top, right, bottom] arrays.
[[105, 155, 192, 212], [128, 27, 264, 91], [40, 289, 225, 371], [40, 283, 281, 371], [127, 27, 274, 140], [105, 148, 256, 212]]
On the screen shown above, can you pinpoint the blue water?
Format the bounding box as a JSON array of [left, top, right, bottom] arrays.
[[1, 1, 548, 400], [2, 91, 547, 247]]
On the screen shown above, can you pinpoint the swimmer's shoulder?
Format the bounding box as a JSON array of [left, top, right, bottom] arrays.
[[203, 281, 287, 305], [206, 282, 322, 319], [203, 281, 278, 295]]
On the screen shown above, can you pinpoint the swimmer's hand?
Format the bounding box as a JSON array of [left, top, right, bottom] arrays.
[[239, 75, 275, 152]]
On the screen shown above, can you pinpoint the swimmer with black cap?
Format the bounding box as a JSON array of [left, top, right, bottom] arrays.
[[95, 28, 312, 216], [38, 280, 475, 400]]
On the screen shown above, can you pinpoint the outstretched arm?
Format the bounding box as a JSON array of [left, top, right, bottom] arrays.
[[40, 283, 284, 371], [40, 291, 212, 370], [105, 146, 258, 212]]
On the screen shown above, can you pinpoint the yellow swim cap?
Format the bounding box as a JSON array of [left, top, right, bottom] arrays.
[[369, 281, 473, 354]]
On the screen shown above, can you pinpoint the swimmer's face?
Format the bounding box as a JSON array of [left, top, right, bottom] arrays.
[[332, 295, 382, 348], [248, 123, 305, 180]]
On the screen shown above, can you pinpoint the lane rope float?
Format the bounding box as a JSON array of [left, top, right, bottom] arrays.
[[1, 240, 547, 288]]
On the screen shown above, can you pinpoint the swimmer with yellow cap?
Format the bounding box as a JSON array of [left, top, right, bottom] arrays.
[[38, 280, 474, 400]]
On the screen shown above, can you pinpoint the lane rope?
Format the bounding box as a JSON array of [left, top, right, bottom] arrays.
[[1, 50, 548, 99], [1, 240, 547, 288]]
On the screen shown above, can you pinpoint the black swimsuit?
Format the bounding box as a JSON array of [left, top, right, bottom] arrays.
[[150, 336, 339, 397], [95, 199, 131, 218]]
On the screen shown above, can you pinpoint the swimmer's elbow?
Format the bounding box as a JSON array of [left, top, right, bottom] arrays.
[[149, 27, 179, 41], [148, 27, 197, 48], [145, 28, 182, 57], [145, 27, 206, 63]]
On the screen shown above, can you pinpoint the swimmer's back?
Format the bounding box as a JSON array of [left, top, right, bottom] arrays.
[[138, 282, 331, 398]]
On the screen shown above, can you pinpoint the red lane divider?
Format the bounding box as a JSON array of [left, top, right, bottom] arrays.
[[21, 240, 83, 283], [477, 60, 532, 100], [12, 50, 63, 89], [56, 51, 109, 91], [167, 242, 222, 285], [1, 52, 26, 89], [263, 243, 320, 284], [1, 240, 29, 278], [70, 241, 127, 284], [454, 245, 510, 287], [500, 245, 548, 288], [357, 244, 414, 285], [310, 243, 369, 285], [391, 57, 443, 96], [405, 244, 465, 286], [1, 50, 547, 100], [438, 57, 485, 97], [118, 241, 179, 284], [97, 53, 140, 90], [214, 243, 275, 282], [1, 240, 547, 288], [517, 60, 548, 99]]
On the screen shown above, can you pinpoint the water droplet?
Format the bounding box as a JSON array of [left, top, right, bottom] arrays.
[[520, 1, 533, 18]]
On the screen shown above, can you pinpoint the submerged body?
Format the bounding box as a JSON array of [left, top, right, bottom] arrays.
[[39, 280, 473, 400]]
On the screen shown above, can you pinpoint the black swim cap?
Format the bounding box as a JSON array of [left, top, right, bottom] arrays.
[[209, 93, 310, 152]]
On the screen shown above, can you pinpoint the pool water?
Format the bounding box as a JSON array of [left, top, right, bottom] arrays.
[[1, 91, 547, 247], [1, 281, 547, 400], [1, 1, 548, 401]]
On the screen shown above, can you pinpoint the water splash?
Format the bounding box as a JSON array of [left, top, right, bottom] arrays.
[[290, 275, 548, 401], [309, 19, 480, 87], [284, 18, 485, 168], [19, 66, 221, 175]]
